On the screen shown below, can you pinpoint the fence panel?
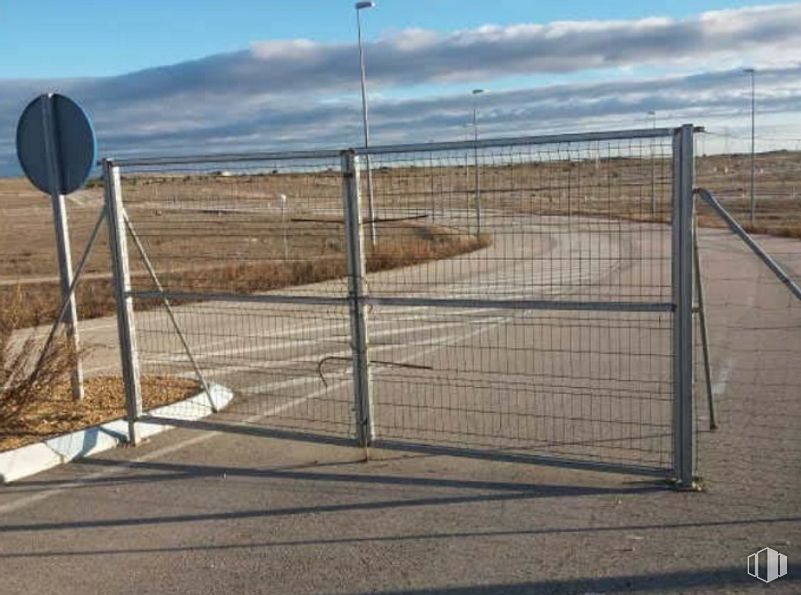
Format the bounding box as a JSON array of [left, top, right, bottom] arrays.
[[110, 153, 357, 439], [357, 131, 680, 474]]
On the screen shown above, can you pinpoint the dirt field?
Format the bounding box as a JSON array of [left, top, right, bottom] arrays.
[[1, 149, 798, 330], [0, 176, 488, 329]]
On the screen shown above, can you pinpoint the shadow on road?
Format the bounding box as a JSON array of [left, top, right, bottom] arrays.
[[0, 517, 796, 560], [139, 415, 672, 478], [0, 456, 667, 534], [354, 566, 799, 593], [2, 454, 798, 539]]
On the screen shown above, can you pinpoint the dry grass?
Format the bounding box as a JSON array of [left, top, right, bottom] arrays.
[[0, 375, 199, 451], [0, 261, 201, 452], [1, 149, 797, 326], [0, 223, 490, 330], [0, 287, 79, 428], [369, 226, 491, 272]]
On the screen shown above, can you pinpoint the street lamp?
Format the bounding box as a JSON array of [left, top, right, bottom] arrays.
[[648, 110, 656, 216], [744, 67, 756, 224], [472, 88, 485, 237], [355, 1, 377, 245]]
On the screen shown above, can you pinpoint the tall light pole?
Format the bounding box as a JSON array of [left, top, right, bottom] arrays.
[[472, 88, 485, 237], [744, 68, 756, 224], [355, 1, 377, 245], [648, 110, 656, 217]]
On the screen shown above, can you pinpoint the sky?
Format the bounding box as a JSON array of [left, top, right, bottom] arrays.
[[2, 0, 801, 175]]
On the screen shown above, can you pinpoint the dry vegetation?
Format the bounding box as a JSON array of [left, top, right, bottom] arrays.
[[0, 287, 79, 431], [1, 149, 798, 331], [0, 375, 198, 451], [0, 264, 198, 452], [0, 174, 489, 450], [0, 172, 491, 329]]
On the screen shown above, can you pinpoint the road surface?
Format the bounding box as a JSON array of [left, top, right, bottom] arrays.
[[1, 213, 799, 594]]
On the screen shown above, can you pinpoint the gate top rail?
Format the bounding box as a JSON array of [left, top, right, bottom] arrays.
[[353, 126, 684, 156], [103, 126, 698, 168]]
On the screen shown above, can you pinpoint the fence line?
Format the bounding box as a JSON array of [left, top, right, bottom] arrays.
[[102, 126, 705, 484]]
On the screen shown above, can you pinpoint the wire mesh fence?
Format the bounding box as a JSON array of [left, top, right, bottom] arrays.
[[102, 127, 703, 480], [358, 134, 677, 471], [111, 153, 357, 437]]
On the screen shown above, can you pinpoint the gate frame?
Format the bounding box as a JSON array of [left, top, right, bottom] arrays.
[[102, 126, 699, 483], [672, 124, 696, 489]]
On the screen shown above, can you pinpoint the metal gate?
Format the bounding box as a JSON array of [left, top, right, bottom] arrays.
[[103, 125, 696, 485]]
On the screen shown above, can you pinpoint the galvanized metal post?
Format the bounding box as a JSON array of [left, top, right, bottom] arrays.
[[342, 150, 374, 447], [649, 111, 657, 217], [672, 124, 696, 488], [749, 69, 756, 225], [471, 91, 484, 238], [103, 159, 143, 444], [42, 95, 84, 400]]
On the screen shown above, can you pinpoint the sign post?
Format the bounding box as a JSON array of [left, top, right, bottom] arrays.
[[16, 93, 97, 401]]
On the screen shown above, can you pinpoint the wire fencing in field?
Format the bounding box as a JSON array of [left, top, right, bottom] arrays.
[[359, 135, 678, 472], [695, 133, 801, 244], [99, 125, 756, 485], [106, 153, 358, 437]]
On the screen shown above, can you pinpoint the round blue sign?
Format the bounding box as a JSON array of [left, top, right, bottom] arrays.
[[16, 93, 96, 195]]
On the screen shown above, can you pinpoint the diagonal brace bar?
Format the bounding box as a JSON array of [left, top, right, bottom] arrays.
[[122, 212, 217, 412], [693, 214, 717, 431], [695, 188, 801, 302], [32, 207, 106, 385]]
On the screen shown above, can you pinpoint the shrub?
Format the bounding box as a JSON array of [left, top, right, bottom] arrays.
[[0, 287, 79, 428]]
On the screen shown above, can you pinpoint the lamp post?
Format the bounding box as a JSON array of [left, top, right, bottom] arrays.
[[355, 1, 377, 245], [472, 88, 485, 237], [744, 68, 756, 224], [648, 110, 656, 217]]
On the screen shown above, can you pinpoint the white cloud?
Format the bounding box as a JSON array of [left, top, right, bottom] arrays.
[[1, 3, 801, 173]]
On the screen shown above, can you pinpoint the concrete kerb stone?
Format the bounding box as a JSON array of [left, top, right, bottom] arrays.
[[0, 383, 233, 484]]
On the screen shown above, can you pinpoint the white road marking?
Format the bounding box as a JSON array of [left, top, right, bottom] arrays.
[[146, 316, 503, 369], [0, 214, 662, 512], [712, 357, 734, 398], [0, 313, 503, 515]]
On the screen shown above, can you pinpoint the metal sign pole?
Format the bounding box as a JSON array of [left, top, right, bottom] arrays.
[[41, 94, 84, 400]]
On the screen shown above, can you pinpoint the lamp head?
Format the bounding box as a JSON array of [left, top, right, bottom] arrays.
[[355, 1, 375, 9]]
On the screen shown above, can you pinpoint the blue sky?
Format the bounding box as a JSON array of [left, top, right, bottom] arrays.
[[1, 1, 800, 173]]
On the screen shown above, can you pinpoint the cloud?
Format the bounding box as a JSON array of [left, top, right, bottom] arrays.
[[1, 3, 801, 173], [76, 65, 801, 153], [249, 3, 801, 86]]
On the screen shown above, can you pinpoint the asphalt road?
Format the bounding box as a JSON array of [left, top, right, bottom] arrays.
[[1, 214, 799, 594]]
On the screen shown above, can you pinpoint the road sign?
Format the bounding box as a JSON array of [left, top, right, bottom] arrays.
[[14, 93, 94, 400], [16, 93, 96, 195]]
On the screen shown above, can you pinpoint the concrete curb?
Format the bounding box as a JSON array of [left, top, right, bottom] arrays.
[[0, 383, 233, 484]]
